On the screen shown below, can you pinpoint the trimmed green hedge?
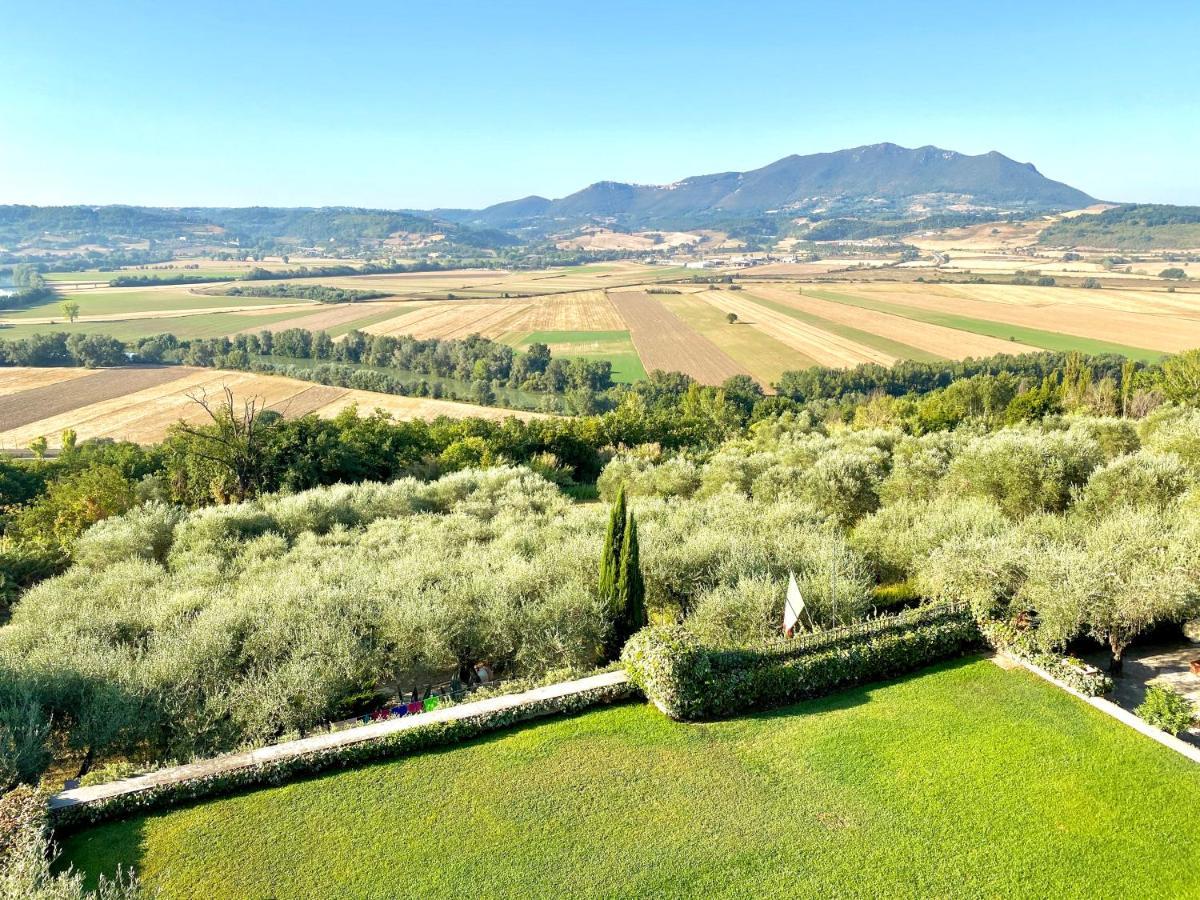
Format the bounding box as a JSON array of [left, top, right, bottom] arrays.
[[622, 605, 981, 720], [51, 679, 635, 831], [980, 620, 1113, 697]]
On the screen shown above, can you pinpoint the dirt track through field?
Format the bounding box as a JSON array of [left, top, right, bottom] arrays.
[[608, 292, 748, 384], [0, 366, 195, 432]]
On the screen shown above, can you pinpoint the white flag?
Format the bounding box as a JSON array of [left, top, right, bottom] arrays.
[[783, 571, 807, 637]]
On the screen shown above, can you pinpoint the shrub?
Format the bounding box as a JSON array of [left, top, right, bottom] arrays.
[[0, 785, 141, 898], [978, 620, 1113, 697], [1136, 684, 1197, 735], [622, 604, 979, 720], [51, 677, 635, 830]]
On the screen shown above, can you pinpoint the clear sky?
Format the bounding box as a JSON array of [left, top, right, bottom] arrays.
[[2, 0, 1198, 209]]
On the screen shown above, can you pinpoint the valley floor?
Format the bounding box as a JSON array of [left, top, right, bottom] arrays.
[[62, 657, 1200, 898]]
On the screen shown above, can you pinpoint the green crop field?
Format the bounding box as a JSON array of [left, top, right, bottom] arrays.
[[0, 289, 304, 319], [509, 329, 648, 383], [807, 290, 1168, 362], [61, 658, 1200, 899], [0, 309, 305, 342]]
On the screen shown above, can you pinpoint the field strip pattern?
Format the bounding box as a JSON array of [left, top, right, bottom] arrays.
[[0, 302, 314, 326], [808, 289, 1169, 360], [656, 291, 814, 385], [232, 301, 417, 336], [501, 290, 626, 331], [697, 290, 896, 368], [0, 367, 196, 433], [608, 291, 748, 384], [746, 284, 1044, 360], [0, 366, 96, 397], [737, 288, 945, 363], [362, 300, 534, 339], [0, 367, 548, 448]]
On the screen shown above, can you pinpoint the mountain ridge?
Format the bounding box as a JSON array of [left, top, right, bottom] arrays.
[[445, 143, 1095, 231]]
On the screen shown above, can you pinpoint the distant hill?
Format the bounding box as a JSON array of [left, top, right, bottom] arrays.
[[0, 205, 518, 254], [1038, 204, 1200, 250], [449, 143, 1096, 231]]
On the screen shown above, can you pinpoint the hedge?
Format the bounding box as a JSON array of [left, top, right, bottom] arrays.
[[622, 604, 981, 720], [980, 620, 1114, 697], [50, 678, 636, 830]]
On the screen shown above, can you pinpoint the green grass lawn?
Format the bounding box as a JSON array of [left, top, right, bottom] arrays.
[[0, 289, 303, 319], [0, 309, 305, 341], [61, 658, 1200, 899], [808, 289, 1167, 362]]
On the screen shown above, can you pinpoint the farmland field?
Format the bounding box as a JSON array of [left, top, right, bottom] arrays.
[[0, 309, 309, 341], [0, 287, 299, 319], [609, 291, 749, 383], [9, 264, 1200, 387], [657, 291, 814, 383], [61, 659, 1200, 899], [507, 329, 648, 383], [806, 286, 1179, 361], [0, 366, 543, 448]]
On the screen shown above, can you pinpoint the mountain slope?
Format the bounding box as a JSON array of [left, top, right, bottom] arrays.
[[462, 143, 1095, 230]]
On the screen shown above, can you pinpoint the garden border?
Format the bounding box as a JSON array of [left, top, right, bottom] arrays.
[[48, 669, 634, 828]]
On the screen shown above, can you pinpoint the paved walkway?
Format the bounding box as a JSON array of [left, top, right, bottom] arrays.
[[1082, 642, 1200, 747], [50, 669, 629, 810]]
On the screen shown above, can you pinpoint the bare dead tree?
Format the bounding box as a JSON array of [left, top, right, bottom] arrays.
[[175, 387, 273, 502]]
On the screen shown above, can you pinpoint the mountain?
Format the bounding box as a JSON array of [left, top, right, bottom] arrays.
[[454, 143, 1096, 231]]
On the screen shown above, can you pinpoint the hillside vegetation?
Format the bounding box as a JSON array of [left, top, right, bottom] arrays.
[[1039, 204, 1200, 250]]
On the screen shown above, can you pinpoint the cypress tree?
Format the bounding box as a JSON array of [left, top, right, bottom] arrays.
[[598, 486, 626, 608], [615, 512, 646, 643]]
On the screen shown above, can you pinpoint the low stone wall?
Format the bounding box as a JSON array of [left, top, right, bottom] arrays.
[[50, 670, 634, 828]]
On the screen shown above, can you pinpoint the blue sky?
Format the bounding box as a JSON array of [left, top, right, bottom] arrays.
[[1, 1, 1198, 209]]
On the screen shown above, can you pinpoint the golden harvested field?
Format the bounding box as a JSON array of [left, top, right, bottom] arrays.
[[608, 292, 749, 384], [0, 367, 545, 448], [361, 300, 533, 339], [0, 366, 96, 397], [698, 290, 895, 368], [846, 282, 1200, 352], [656, 292, 812, 385], [745, 284, 1044, 359], [232, 301, 418, 335], [500, 290, 626, 332]]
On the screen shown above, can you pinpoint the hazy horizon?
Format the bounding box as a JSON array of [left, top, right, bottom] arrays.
[[2, 0, 1198, 209]]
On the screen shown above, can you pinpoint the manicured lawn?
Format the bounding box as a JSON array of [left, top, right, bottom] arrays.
[[809, 289, 1167, 362], [61, 658, 1200, 898]]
